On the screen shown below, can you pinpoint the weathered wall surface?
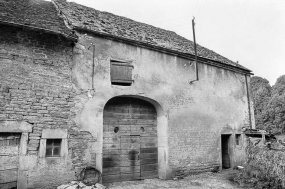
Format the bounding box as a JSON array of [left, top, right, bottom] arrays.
[[0, 25, 95, 188], [72, 32, 254, 177]]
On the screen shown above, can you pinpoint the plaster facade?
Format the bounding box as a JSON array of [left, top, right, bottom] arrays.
[[72, 32, 255, 178]]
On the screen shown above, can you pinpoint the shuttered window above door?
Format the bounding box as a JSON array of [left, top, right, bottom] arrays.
[[111, 61, 133, 86]]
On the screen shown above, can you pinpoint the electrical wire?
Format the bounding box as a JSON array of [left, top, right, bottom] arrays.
[[195, 0, 204, 18], [193, 0, 200, 16], [150, 0, 202, 26]]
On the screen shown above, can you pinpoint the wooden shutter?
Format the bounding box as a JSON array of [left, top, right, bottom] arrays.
[[111, 62, 133, 84]]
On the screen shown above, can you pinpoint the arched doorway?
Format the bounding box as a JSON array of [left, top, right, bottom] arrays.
[[102, 97, 158, 183]]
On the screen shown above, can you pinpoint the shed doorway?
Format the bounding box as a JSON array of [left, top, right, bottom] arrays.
[[221, 134, 231, 169], [102, 97, 158, 183]]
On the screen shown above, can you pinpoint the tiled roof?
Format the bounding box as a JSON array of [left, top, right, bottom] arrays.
[[0, 0, 76, 40], [53, 0, 250, 71]]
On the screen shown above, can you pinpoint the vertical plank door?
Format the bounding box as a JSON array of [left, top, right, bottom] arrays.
[[0, 133, 20, 189], [102, 97, 158, 183], [120, 135, 141, 181]]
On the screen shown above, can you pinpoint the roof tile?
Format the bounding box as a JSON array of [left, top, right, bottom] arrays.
[[0, 0, 75, 40]]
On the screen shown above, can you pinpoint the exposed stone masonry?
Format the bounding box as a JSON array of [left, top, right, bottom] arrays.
[[0, 85, 75, 155], [69, 131, 97, 177], [0, 25, 98, 188], [0, 25, 86, 161]]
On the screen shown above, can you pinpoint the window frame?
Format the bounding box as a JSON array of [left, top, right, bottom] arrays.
[[235, 134, 241, 146], [39, 129, 68, 159], [45, 139, 62, 157]]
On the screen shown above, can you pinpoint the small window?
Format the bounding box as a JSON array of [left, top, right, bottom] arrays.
[[111, 60, 133, 86], [0, 133, 21, 146], [46, 139, 61, 157], [235, 134, 241, 145]]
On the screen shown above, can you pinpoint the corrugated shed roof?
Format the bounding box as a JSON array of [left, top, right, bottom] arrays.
[[0, 0, 76, 40], [54, 0, 251, 72]]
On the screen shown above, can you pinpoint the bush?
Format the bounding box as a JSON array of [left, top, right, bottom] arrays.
[[235, 141, 285, 188]]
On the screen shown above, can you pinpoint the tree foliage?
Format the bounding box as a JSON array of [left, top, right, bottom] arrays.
[[250, 76, 272, 130], [250, 75, 285, 133], [263, 75, 285, 133], [272, 75, 285, 96]]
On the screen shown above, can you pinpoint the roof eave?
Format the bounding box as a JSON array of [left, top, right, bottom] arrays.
[[74, 26, 252, 75], [0, 19, 78, 42]]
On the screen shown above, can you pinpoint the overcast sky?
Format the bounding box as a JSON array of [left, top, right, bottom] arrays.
[[65, 0, 285, 85]]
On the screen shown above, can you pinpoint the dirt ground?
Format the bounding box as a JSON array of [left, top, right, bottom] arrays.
[[105, 169, 248, 189]]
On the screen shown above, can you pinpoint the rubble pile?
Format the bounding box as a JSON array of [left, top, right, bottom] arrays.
[[57, 181, 106, 189]]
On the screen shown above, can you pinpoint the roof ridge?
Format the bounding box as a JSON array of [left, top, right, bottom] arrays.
[[63, 0, 179, 36], [53, 0, 251, 72]]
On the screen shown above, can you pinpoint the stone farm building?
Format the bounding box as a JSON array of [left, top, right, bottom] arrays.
[[0, 0, 255, 188]]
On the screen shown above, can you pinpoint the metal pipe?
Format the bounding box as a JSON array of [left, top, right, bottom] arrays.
[[91, 43, 95, 90], [245, 74, 252, 129], [87, 43, 96, 98], [189, 17, 199, 84], [193, 18, 198, 81], [88, 43, 96, 90]]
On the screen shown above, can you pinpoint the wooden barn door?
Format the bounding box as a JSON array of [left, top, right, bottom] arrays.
[[120, 135, 141, 181], [103, 97, 158, 183], [0, 133, 21, 189]]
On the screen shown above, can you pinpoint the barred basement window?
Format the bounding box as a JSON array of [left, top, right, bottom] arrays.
[[235, 134, 241, 145], [46, 139, 61, 157], [0, 133, 21, 146], [111, 60, 133, 86]]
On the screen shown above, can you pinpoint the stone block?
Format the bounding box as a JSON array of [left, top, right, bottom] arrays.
[[42, 128, 68, 139], [27, 146, 38, 151], [29, 136, 41, 140], [29, 133, 41, 137], [29, 140, 40, 144]]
